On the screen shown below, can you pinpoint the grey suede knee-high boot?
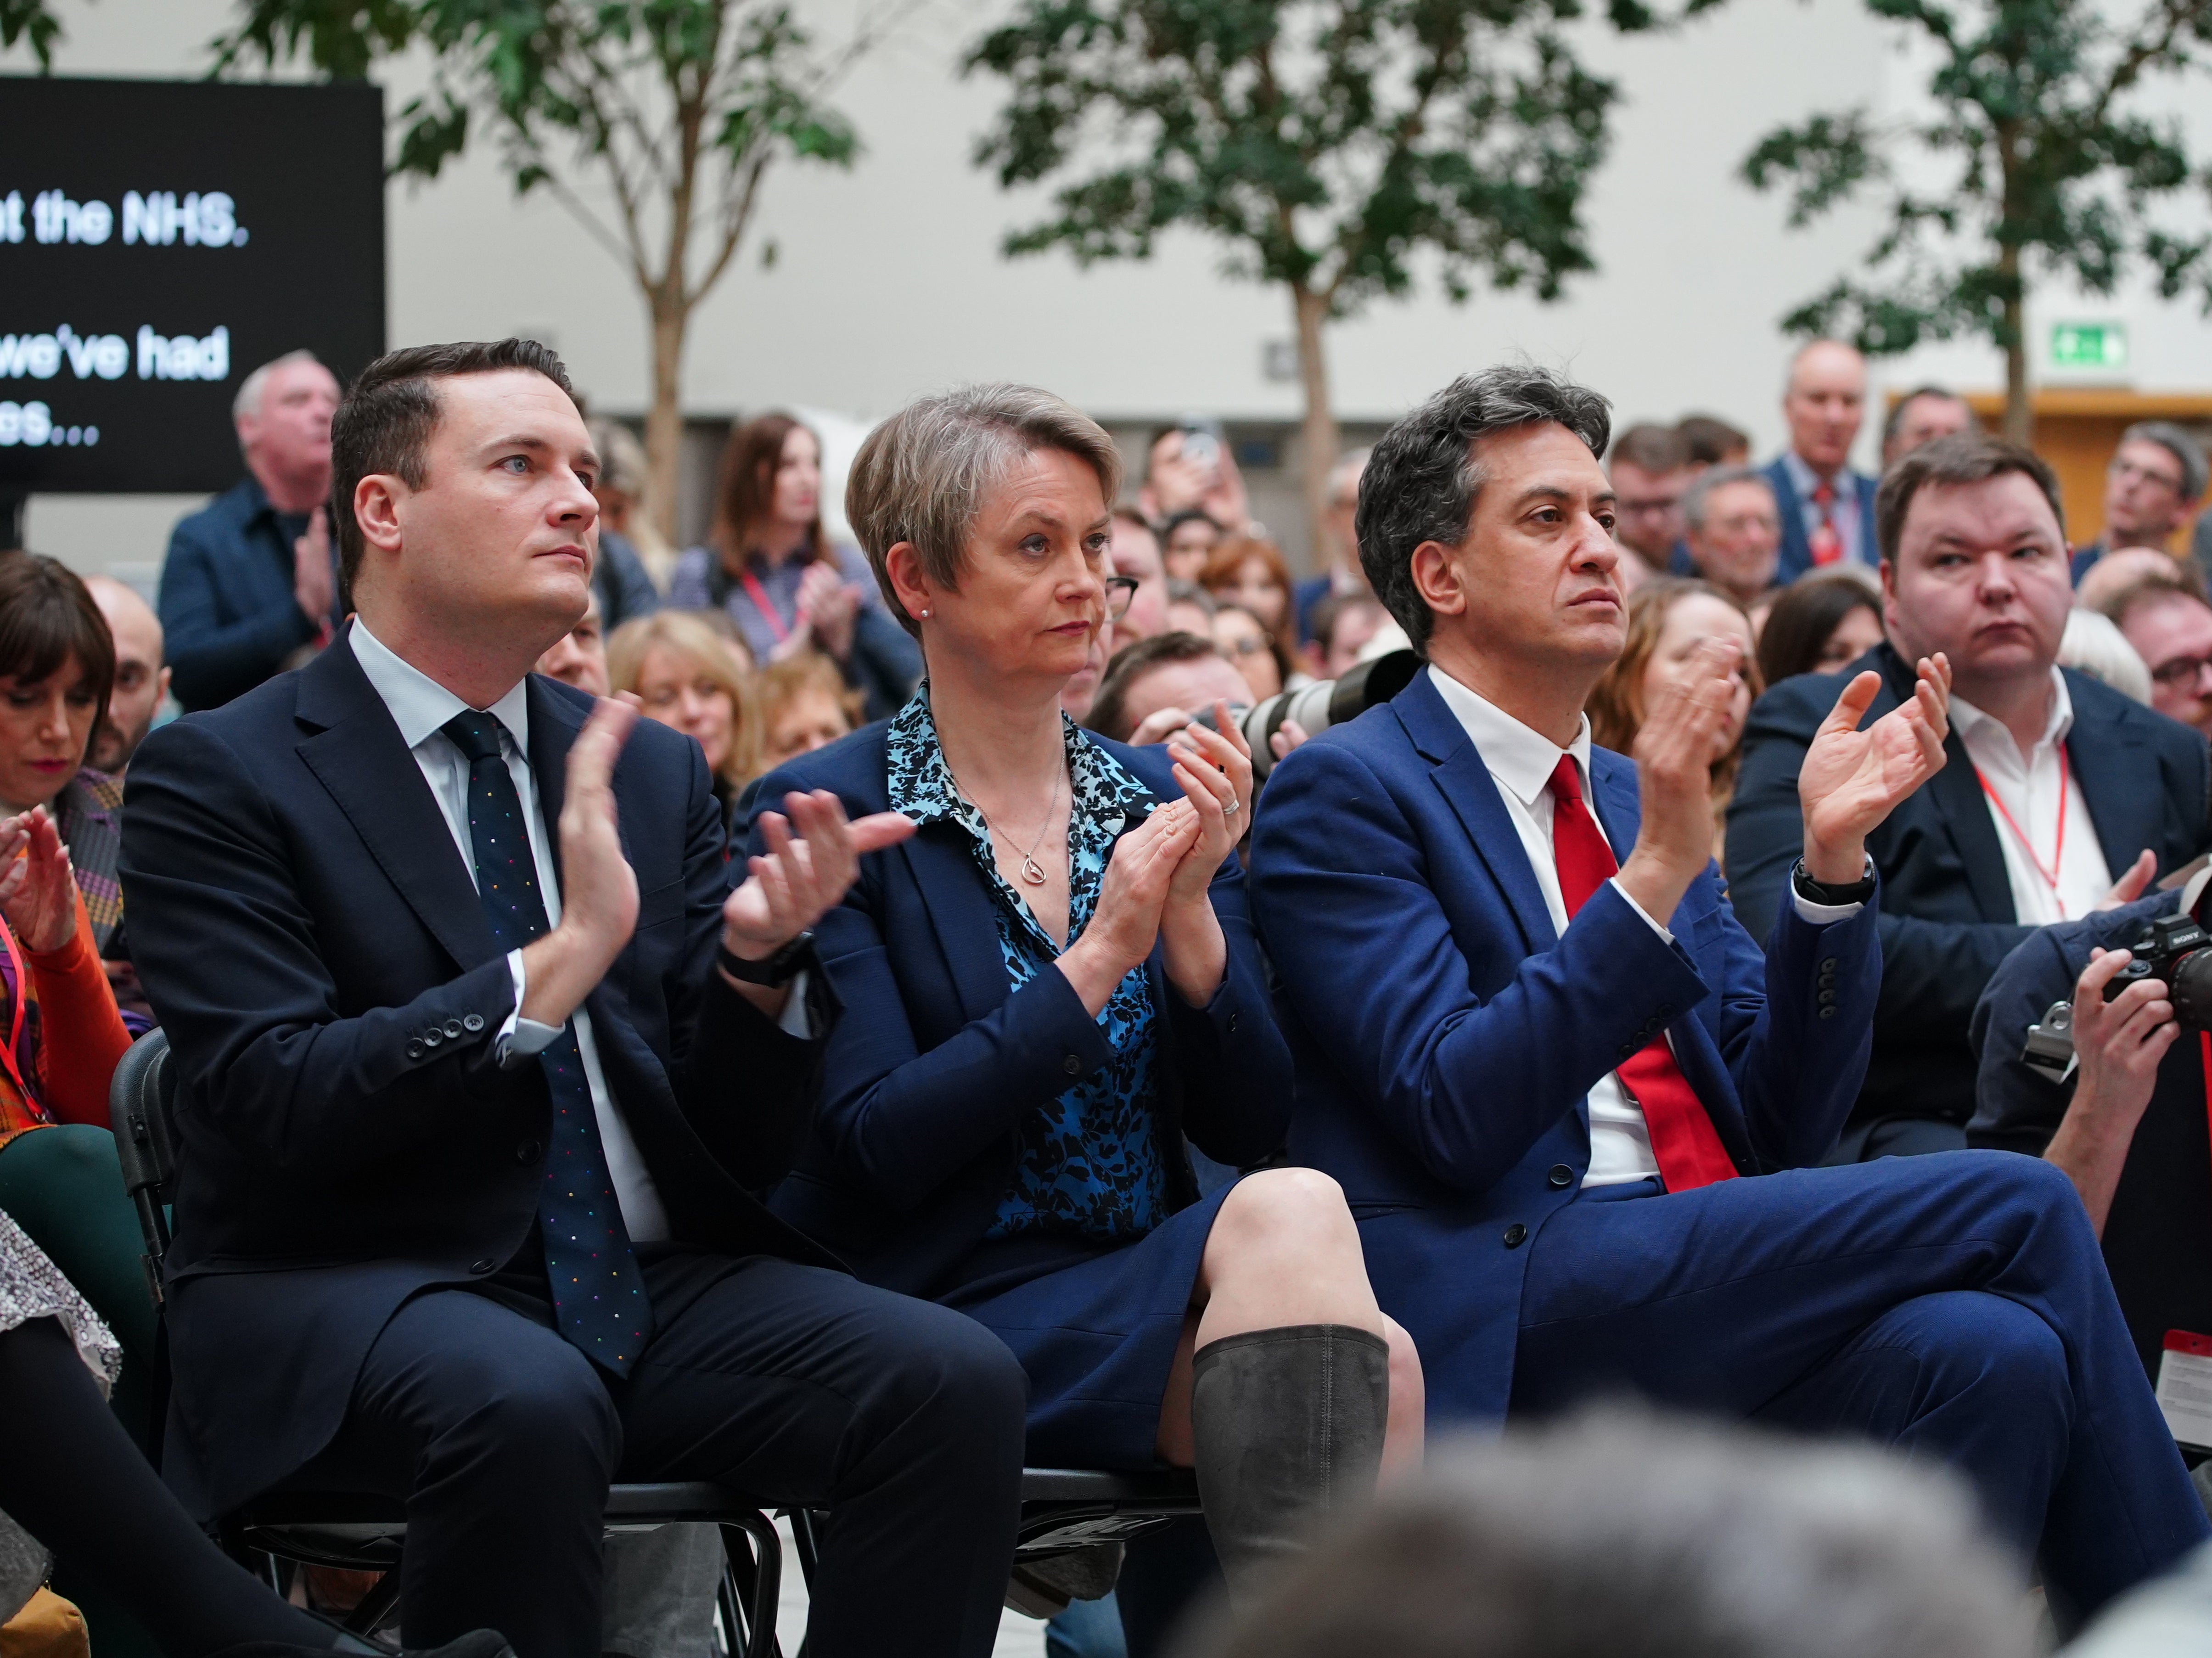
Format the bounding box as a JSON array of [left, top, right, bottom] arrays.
[[1189, 1323, 1390, 1607]]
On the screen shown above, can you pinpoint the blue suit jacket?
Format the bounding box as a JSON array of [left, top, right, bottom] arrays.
[[118, 635, 838, 1517], [1764, 456, 1879, 581], [744, 723, 1293, 1300], [1246, 669, 1881, 1421], [1729, 642, 2210, 1141], [158, 478, 334, 711]]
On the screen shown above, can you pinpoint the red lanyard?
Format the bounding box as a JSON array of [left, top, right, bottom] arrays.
[[0, 920, 34, 1113], [740, 570, 792, 645], [2200, 1034, 2212, 1202], [1975, 749, 2070, 915]]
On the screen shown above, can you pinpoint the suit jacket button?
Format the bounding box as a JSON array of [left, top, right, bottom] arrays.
[[1617, 1044, 1634, 1060], [1226, 1011, 1240, 1034], [1547, 1164, 1573, 1188], [405, 1040, 425, 1061], [1062, 1054, 1082, 1076], [517, 1140, 542, 1164], [444, 1019, 465, 1040], [1819, 988, 1837, 1005], [469, 1258, 497, 1274], [1503, 1223, 1528, 1248], [1819, 1006, 1837, 1019], [1820, 958, 1839, 973], [422, 1028, 444, 1049], [462, 1013, 486, 1034]]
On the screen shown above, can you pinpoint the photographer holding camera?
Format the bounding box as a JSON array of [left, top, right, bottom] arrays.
[[1972, 876, 2212, 1401]]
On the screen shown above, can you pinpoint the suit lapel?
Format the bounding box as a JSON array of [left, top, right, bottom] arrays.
[[1395, 675, 1557, 952], [2065, 678, 2157, 877], [903, 828, 1018, 1023], [294, 636, 499, 972], [1588, 755, 1642, 869]]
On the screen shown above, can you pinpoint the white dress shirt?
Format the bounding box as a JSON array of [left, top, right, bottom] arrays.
[[350, 619, 673, 1242], [1780, 450, 1870, 567], [1426, 665, 1864, 1187], [1950, 670, 2111, 925]]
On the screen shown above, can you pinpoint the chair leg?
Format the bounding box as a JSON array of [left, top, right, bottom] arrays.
[[785, 1510, 824, 1592], [718, 1516, 783, 1658]]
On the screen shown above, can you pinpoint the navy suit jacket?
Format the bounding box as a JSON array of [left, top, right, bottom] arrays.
[[158, 478, 333, 711], [1246, 669, 1880, 1421], [1764, 456, 1879, 582], [1968, 895, 2212, 1380], [1729, 642, 2210, 1141], [744, 723, 1292, 1301], [118, 635, 838, 1517]]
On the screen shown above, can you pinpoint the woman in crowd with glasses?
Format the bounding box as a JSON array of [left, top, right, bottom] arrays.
[[742, 385, 1420, 1613], [668, 413, 922, 719]]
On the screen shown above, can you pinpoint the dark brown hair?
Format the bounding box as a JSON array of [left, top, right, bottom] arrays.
[[0, 553, 114, 763], [1874, 433, 2063, 564], [1197, 534, 1292, 603], [711, 413, 831, 576], [1586, 578, 1762, 798], [1086, 631, 1225, 743], [1677, 413, 1750, 468], [329, 337, 577, 604], [2096, 569, 2212, 632], [1608, 422, 1694, 474], [1756, 571, 1883, 687]]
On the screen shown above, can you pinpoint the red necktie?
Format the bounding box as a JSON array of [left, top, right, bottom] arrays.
[[1808, 478, 1843, 566], [1547, 755, 1739, 1192]]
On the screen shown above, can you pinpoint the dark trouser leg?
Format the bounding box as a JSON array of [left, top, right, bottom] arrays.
[[1510, 1152, 2210, 1621], [280, 1291, 620, 1658], [616, 1259, 1027, 1658], [1113, 1520, 1222, 1658], [0, 1318, 333, 1658]]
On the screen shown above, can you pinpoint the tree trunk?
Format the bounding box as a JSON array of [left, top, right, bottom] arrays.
[[1291, 281, 1340, 573], [645, 294, 688, 550], [2000, 252, 2031, 447]]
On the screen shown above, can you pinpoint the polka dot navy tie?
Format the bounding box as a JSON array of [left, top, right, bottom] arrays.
[[442, 711, 651, 1375]]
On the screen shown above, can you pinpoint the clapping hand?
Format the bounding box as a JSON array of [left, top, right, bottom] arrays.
[[0, 808, 78, 953], [724, 790, 914, 961], [1056, 798, 1202, 1014], [1162, 703, 1254, 901], [293, 506, 333, 626], [1799, 654, 1950, 883], [1616, 636, 1744, 927], [792, 563, 860, 663]]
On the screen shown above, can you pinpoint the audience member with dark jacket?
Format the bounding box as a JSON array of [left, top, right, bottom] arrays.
[[118, 339, 1028, 1658], [157, 352, 345, 710], [748, 383, 1420, 1613], [1970, 882, 2212, 1383], [1729, 434, 2210, 1160]]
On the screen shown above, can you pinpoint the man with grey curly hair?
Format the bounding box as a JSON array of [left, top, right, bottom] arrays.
[[1249, 363, 2211, 1631]]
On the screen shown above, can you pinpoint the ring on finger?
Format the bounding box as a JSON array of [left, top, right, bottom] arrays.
[[1223, 797, 1241, 817]]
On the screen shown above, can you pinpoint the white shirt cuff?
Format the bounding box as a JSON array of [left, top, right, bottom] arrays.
[[1791, 890, 1866, 925], [777, 969, 814, 1040], [1606, 877, 1675, 945], [500, 948, 562, 1066]]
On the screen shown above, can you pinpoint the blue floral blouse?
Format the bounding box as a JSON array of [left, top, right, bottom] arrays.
[[886, 690, 1170, 1242]]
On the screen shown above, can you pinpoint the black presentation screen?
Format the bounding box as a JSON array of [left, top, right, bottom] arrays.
[[0, 75, 384, 493]]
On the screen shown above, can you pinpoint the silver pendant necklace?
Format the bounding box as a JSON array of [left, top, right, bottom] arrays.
[[966, 763, 1065, 886]]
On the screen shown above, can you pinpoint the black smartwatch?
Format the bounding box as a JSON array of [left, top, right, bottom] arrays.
[[1791, 857, 1876, 906], [718, 930, 815, 988]]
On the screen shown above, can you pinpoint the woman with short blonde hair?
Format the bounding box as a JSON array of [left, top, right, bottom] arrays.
[[748, 382, 1421, 1611]]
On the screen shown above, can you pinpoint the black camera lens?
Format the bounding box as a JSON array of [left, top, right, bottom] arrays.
[[2171, 949, 2212, 1031]]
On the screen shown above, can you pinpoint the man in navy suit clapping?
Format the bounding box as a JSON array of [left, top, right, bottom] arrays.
[[1248, 365, 2209, 1629]]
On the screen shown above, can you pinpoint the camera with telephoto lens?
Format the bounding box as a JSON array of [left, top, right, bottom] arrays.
[[2021, 910, 2212, 1084], [1195, 649, 1423, 783], [2101, 912, 2212, 1026]]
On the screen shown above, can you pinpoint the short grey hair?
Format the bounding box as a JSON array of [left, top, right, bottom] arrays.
[[232, 349, 325, 423], [1355, 366, 1611, 654], [1188, 1408, 2033, 1658], [1326, 447, 1371, 508], [1682, 464, 1777, 534], [2120, 421, 2209, 502], [846, 383, 1123, 637]]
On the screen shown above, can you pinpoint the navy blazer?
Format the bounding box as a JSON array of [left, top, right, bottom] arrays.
[[1729, 641, 2211, 1141], [118, 635, 838, 1517], [744, 722, 1293, 1300], [1246, 669, 1880, 1420], [158, 478, 332, 711], [1763, 456, 1879, 582], [1968, 895, 2212, 1380]]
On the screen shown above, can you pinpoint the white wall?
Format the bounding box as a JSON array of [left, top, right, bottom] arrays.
[[14, 0, 2212, 581]]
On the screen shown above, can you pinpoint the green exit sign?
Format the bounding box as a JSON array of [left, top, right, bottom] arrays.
[[2050, 321, 2129, 371]]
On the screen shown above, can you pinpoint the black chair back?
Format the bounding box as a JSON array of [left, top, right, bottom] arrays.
[[107, 1029, 175, 1305]]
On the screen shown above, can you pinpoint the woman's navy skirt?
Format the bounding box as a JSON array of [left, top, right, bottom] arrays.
[[940, 1184, 1232, 1470]]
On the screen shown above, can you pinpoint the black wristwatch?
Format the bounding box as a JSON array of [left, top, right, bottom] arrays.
[[718, 930, 815, 988], [1791, 857, 1876, 906]]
